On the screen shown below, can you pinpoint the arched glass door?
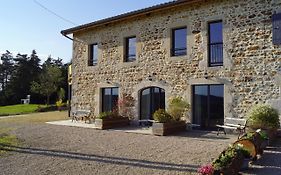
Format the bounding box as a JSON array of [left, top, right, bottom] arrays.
[[140, 87, 165, 120]]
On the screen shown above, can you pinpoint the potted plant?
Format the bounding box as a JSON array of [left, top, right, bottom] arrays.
[[152, 109, 186, 136], [152, 97, 189, 136], [256, 129, 269, 151], [167, 97, 190, 121], [247, 104, 280, 142], [95, 111, 129, 130], [239, 132, 263, 156], [212, 147, 244, 175], [235, 144, 252, 170]]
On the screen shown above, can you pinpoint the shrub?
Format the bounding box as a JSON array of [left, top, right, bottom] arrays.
[[212, 147, 240, 170], [247, 104, 280, 129], [117, 94, 135, 119], [167, 97, 190, 121], [36, 105, 57, 112], [56, 100, 63, 108], [97, 111, 120, 119], [98, 112, 113, 119], [153, 109, 172, 123], [256, 129, 269, 140], [235, 143, 251, 159]]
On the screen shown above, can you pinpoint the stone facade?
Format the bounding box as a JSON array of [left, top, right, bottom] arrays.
[[69, 0, 281, 123]]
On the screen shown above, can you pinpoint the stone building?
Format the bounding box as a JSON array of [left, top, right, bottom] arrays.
[[61, 0, 281, 129]]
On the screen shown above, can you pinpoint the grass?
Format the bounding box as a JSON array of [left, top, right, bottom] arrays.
[[0, 104, 47, 116], [0, 128, 19, 155], [0, 111, 68, 123]]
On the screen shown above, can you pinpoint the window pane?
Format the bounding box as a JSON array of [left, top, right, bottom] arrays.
[[102, 88, 111, 112], [126, 37, 136, 62], [209, 85, 224, 121], [141, 88, 151, 120], [172, 28, 187, 56], [102, 88, 119, 112], [209, 22, 223, 43], [92, 44, 98, 65], [273, 13, 281, 45], [193, 86, 208, 127]]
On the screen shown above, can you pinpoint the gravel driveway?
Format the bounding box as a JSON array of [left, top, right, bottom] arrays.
[[0, 120, 236, 175]]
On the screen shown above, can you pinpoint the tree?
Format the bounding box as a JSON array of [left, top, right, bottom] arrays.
[[0, 50, 14, 91], [7, 51, 41, 104], [31, 64, 62, 105], [57, 87, 65, 101]]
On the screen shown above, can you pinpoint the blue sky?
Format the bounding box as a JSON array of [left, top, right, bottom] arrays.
[[0, 0, 171, 63]]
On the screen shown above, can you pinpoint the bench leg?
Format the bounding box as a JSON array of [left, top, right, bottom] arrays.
[[237, 128, 245, 139], [217, 128, 226, 136]]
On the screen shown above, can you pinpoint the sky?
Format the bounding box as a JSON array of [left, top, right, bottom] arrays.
[[0, 0, 172, 63]]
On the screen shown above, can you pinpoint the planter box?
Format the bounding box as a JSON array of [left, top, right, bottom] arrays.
[[241, 158, 252, 171], [214, 152, 244, 175], [152, 121, 186, 136], [95, 117, 129, 130], [247, 127, 278, 144]]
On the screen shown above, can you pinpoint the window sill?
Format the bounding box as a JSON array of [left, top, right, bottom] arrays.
[[207, 65, 224, 70], [118, 61, 139, 67], [169, 54, 189, 61]]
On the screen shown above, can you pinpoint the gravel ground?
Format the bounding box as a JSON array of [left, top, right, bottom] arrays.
[[0, 121, 237, 175]]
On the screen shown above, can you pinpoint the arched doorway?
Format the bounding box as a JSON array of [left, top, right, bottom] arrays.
[[140, 87, 165, 120]]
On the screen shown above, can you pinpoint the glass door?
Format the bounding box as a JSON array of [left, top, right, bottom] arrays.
[[193, 85, 224, 129], [140, 87, 165, 120]]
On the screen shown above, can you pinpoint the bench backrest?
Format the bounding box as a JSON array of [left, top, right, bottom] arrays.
[[73, 110, 91, 115], [225, 117, 247, 126]]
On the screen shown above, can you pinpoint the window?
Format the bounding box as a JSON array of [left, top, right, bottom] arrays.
[[101, 87, 119, 112], [125, 37, 136, 62], [171, 27, 187, 56], [208, 21, 223, 67], [273, 13, 281, 45], [89, 43, 98, 66]]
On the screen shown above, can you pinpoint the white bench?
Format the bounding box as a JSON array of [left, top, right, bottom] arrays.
[[72, 110, 92, 123], [216, 117, 247, 138]]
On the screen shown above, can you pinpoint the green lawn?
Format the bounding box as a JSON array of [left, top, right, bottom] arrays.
[[0, 128, 19, 155], [0, 104, 47, 116]]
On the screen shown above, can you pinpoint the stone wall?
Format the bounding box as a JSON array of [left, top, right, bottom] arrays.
[[70, 0, 281, 122]]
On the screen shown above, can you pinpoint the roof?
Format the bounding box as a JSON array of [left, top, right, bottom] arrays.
[[61, 0, 201, 35]]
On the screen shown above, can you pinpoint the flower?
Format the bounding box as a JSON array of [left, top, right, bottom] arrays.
[[198, 164, 214, 175]]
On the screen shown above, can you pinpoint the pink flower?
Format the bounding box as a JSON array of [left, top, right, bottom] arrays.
[[198, 164, 214, 175]]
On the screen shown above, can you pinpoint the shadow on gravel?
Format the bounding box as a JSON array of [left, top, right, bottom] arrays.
[[0, 143, 199, 172], [175, 130, 232, 141], [241, 139, 281, 175]]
